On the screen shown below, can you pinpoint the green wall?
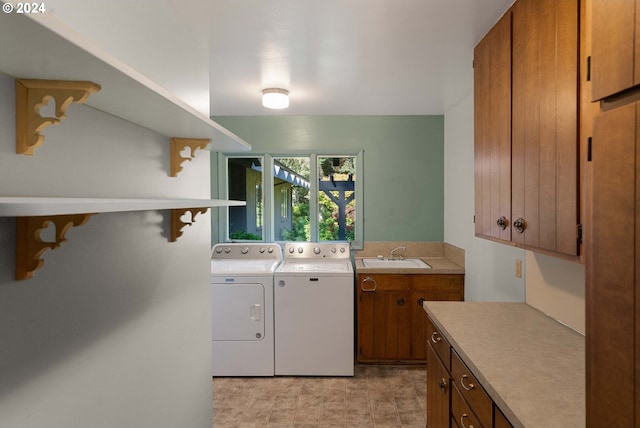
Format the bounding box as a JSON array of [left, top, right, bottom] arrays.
[[212, 116, 444, 242]]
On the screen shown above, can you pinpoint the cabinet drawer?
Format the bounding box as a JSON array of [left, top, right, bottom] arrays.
[[426, 317, 450, 369], [451, 350, 492, 427], [412, 274, 464, 291], [357, 274, 411, 291], [452, 383, 485, 428]]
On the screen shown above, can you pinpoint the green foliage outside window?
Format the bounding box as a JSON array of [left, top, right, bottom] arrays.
[[229, 230, 262, 240]]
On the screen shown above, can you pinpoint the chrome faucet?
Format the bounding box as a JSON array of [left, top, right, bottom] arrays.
[[389, 245, 406, 260]]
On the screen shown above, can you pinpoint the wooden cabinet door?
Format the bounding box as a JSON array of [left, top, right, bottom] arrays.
[[426, 342, 451, 428], [591, 0, 640, 101], [412, 275, 464, 360], [587, 101, 638, 426], [511, 0, 579, 256], [357, 275, 412, 362], [474, 10, 512, 242]]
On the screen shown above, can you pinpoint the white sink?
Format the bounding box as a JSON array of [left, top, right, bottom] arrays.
[[362, 258, 431, 269]]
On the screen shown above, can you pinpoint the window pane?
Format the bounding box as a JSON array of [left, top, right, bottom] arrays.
[[318, 156, 356, 241], [273, 156, 310, 241], [227, 157, 263, 240]]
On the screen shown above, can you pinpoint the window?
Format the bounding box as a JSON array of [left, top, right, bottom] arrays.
[[219, 152, 363, 248], [225, 157, 263, 241], [274, 156, 310, 241], [318, 156, 356, 241]]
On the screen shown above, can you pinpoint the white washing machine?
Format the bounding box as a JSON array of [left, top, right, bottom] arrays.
[[274, 242, 354, 376], [210, 243, 282, 376]]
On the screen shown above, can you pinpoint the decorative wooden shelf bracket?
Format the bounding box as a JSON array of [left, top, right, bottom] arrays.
[[170, 137, 210, 177], [170, 207, 209, 242], [16, 79, 101, 155], [15, 213, 94, 280]]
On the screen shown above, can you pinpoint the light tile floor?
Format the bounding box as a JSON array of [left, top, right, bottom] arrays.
[[212, 365, 426, 428]]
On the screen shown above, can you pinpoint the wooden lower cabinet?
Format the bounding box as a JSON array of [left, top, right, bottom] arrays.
[[494, 406, 513, 428], [426, 317, 514, 428], [427, 341, 450, 428], [356, 274, 463, 363]]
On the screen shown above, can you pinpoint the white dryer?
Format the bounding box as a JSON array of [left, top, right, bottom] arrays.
[[210, 243, 282, 376]]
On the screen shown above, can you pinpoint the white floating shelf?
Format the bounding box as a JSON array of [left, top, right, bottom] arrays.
[[0, 197, 246, 217], [0, 6, 251, 153], [6, 197, 246, 280]]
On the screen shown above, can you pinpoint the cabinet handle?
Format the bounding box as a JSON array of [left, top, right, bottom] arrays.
[[496, 216, 508, 230], [460, 414, 474, 428], [460, 374, 475, 391], [430, 331, 442, 344], [361, 276, 377, 292], [438, 377, 447, 392], [513, 217, 526, 233], [397, 298, 405, 306]]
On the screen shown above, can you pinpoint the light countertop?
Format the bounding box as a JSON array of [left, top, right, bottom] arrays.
[[423, 301, 585, 428]]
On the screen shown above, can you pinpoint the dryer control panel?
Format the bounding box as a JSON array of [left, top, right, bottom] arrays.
[[211, 243, 282, 260]]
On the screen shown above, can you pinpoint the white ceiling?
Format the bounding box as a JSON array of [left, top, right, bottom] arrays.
[[178, 0, 514, 116]]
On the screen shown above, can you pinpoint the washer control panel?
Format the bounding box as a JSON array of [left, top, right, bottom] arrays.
[[283, 242, 351, 260], [211, 243, 282, 260]]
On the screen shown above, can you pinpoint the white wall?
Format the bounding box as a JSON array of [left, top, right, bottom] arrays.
[[443, 49, 586, 334], [0, 70, 213, 428], [526, 252, 585, 334], [444, 92, 526, 302], [40, 0, 211, 115]]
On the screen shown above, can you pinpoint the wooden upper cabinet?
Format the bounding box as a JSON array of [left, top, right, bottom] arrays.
[[511, 0, 579, 256], [474, 11, 512, 242], [591, 0, 640, 101], [474, 0, 580, 258]]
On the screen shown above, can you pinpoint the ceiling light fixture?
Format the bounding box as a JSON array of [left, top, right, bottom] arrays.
[[262, 88, 289, 109]]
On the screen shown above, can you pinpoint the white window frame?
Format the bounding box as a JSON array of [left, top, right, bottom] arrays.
[[218, 151, 363, 249]]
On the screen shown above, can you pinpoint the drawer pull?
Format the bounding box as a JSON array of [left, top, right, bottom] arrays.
[[460, 374, 475, 391], [361, 276, 377, 292], [438, 377, 447, 392], [430, 331, 442, 344], [460, 413, 474, 428]]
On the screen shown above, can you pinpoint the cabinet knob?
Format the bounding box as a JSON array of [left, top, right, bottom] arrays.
[[397, 298, 405, 306], [496, 216, 508, 230], [513, 218, 526, 233], [438, 378, 448, 392], [417, 298, 425, 306]]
